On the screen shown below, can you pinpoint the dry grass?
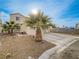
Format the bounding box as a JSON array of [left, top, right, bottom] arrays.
[[0, 35, 55, 59]]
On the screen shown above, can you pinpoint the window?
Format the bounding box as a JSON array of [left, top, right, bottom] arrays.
[[16, 17, 20, 21]]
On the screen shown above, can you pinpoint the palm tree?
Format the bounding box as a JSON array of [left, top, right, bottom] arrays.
[[26, 11, 53, 42], [2, 21, 20, 35]]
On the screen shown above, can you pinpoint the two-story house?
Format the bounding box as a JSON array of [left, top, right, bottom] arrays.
[[10, 13, 35, 35], [10, 13, 27, 32]]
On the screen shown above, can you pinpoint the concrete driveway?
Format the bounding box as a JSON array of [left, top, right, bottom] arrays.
[[43, 33, 78, 46], [39, 33, 79, 59]]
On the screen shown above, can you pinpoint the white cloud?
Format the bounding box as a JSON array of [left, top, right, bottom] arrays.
[[46, 0, 75, 18], [0, 11, 10, 23]]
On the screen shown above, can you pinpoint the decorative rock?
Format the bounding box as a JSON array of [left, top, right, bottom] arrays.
[[6, 53, 11, 59], [28, 56, 34, 59]]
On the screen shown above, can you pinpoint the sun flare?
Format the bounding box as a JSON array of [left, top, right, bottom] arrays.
[[31, 9, 38, 15]]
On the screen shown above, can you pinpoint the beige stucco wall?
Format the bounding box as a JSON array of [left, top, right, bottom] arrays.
[[10, 13, 36, 35], [10, 13, 27, 32], [10, 13, 25, 24]]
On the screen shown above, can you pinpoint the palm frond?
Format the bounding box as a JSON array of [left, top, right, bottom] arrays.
[[25, 10, 55, 29]]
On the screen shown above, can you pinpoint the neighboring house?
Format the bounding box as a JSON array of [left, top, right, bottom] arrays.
[[10, 13, 35, 35], [10, 13, 27, 32], [10, 13, 26, 24], [75, 23, 79, 29]]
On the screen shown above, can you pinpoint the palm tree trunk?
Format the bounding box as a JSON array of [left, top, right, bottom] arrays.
[[36, 27, 42, 42]]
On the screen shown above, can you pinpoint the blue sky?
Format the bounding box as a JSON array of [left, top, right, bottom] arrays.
[[0, 0, 79, 27]]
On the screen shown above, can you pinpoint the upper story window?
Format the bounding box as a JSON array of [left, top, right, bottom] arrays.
[[16, 17, 20, 21]]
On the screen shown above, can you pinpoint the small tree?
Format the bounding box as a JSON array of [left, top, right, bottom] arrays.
[[2, 21, 20, 35]]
